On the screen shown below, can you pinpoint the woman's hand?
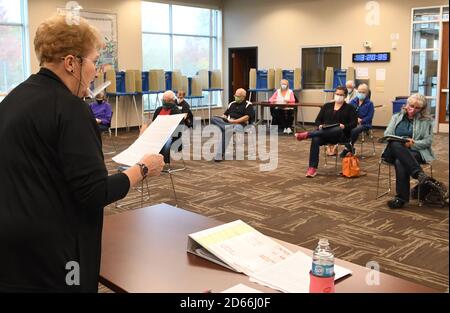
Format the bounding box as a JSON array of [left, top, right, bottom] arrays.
[[404, 138, 415, 148], [339, 124, 345, 129], [139, 154, 165, 177], [319, 125, 323, 129]]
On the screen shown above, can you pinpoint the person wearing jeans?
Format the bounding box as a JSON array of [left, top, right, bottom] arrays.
[[295, 86, 357, 177], [381, 93, 434, 209], [211, 88, 254, 161]]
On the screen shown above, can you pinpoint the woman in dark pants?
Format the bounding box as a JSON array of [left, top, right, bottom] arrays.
[[295, 86, 357, 177], [381, 93, 434, 209]]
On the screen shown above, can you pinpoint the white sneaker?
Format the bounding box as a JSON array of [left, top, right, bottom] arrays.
[[286, 128, 292, 135], [283, 128, 288, 134]]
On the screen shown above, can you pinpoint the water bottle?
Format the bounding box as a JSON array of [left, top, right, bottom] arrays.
[[311, 239, 334, 277]]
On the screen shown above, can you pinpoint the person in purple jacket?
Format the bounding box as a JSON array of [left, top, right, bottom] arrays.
[[90, 91, 112, 132]]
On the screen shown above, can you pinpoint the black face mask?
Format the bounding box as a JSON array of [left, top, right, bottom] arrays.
[[96, 99, 103, 104]]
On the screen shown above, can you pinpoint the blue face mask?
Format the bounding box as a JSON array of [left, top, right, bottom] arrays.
[[356, 92, 366, 100]]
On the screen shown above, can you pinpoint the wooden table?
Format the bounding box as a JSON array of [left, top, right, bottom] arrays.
[[100, 203, 437, 293]]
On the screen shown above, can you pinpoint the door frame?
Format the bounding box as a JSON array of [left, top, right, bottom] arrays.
[[228, 46, 258, 101]]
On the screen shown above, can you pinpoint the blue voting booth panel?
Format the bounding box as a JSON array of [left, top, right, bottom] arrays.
[[333, 69, 347, 88], [116, 71, 126, 93], [392, 99, 407, 114], [282, 70, 294, 89], [141, 72, 149, 92], [256, 70, 268, 89], [187, 77, 192, 96], [165, 71, 173, 91]]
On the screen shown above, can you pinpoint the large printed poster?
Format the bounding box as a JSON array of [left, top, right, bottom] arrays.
[[57, 8, 118, 71]]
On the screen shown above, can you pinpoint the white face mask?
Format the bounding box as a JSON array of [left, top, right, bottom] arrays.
[[347, 88, 353, 94], [177, 98, 183, 104], [281, 84, 288, 90], [334, 95, 345, 103]]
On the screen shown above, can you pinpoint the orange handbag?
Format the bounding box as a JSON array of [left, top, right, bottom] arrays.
[[342, 154, 360, 178]]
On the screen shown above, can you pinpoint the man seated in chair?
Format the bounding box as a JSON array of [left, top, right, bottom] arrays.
[[211, 88, 254, 162], [176, 90, 194, 128], [340, 83, 374, 157], [381, 93, 434, 209], [294, 86, 357, 177], [141, 90, 183, 165], [90, 91, 112, 132]]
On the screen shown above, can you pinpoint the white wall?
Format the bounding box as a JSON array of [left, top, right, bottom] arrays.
[[222, 0, 446, 126]]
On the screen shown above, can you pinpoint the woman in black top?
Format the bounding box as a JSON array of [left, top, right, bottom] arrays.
[[0, 15, 164, 292], [294, 86, 357, 177]]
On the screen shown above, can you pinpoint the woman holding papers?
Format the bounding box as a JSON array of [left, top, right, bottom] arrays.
[[294, 86, 357, 177], [0, 15, 164, 292], [381, 93, 434, 209]]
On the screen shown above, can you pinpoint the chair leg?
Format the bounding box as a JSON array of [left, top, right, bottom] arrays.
[[376, 161, 392, 199], [168, 172, 179, 207]]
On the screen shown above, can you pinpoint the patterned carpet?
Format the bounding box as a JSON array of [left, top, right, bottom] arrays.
[[99, 124, 449, 293]]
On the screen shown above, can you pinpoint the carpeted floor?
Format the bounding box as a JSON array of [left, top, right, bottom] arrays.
[[99, 124, 449, 293]]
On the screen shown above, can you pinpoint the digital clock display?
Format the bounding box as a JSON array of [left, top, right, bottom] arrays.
[[352, 52, 390, 62]]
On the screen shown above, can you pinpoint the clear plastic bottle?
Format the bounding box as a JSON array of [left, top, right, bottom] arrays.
[[311, 238, 334, 277]]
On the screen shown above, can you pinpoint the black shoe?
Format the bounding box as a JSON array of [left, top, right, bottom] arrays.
[[213, 156, 223, 162], [339, 149, 349, 158], [387, 197, 407, 209]]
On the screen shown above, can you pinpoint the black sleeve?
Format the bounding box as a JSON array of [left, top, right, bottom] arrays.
[[182, 102, 194, 126], [58, 96, 130, 209], [315, 104, 327, 126], [344, 104, 358, 130], [224, 103, 232, 116], [245, 104, 255, 122], [152, 107, 162, 121]]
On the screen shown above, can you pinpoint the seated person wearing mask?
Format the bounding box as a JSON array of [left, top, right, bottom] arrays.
[[345, 80, 357, 103], [90, 91, 112, 132], [340, 83, 374, 157], [269, 79, 295, 134], [294, 86, 357, 177], [141, 90, 182, 164], [211, 88, 254, 162], [381, 93, 434, 209], [176, 90, 193, 128]]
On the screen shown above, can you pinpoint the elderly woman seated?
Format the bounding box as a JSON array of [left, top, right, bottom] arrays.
[[269, 79, 295, 134], [381, 93, 434, 209]]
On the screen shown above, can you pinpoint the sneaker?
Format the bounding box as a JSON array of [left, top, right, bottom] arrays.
[[283, 128, 288, 134], [305, 167, 317, 178], [295, 132, 309, 141], [286, 128, 292, 135], [387, 197, 407, 209]]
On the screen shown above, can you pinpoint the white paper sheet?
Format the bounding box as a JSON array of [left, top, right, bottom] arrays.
[[112, 114, 184, 166], [188, 220, 294, 276], [376, 68, 386, 81], [249, 251, 352, 293], [356, 67, 369, 79], [221, 283, 263, 293]]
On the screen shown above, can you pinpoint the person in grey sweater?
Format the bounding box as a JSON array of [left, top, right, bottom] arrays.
[[382, 93, 435, 209]]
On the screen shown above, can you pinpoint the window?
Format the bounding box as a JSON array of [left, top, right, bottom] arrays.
[[410, 6, 448, 123], [301, 46, 341, 89], [141, 1, 221, 110], [0, 0, 29, 101]]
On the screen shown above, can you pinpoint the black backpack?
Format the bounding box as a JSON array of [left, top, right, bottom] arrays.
[[411, 178, 449, 207]]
